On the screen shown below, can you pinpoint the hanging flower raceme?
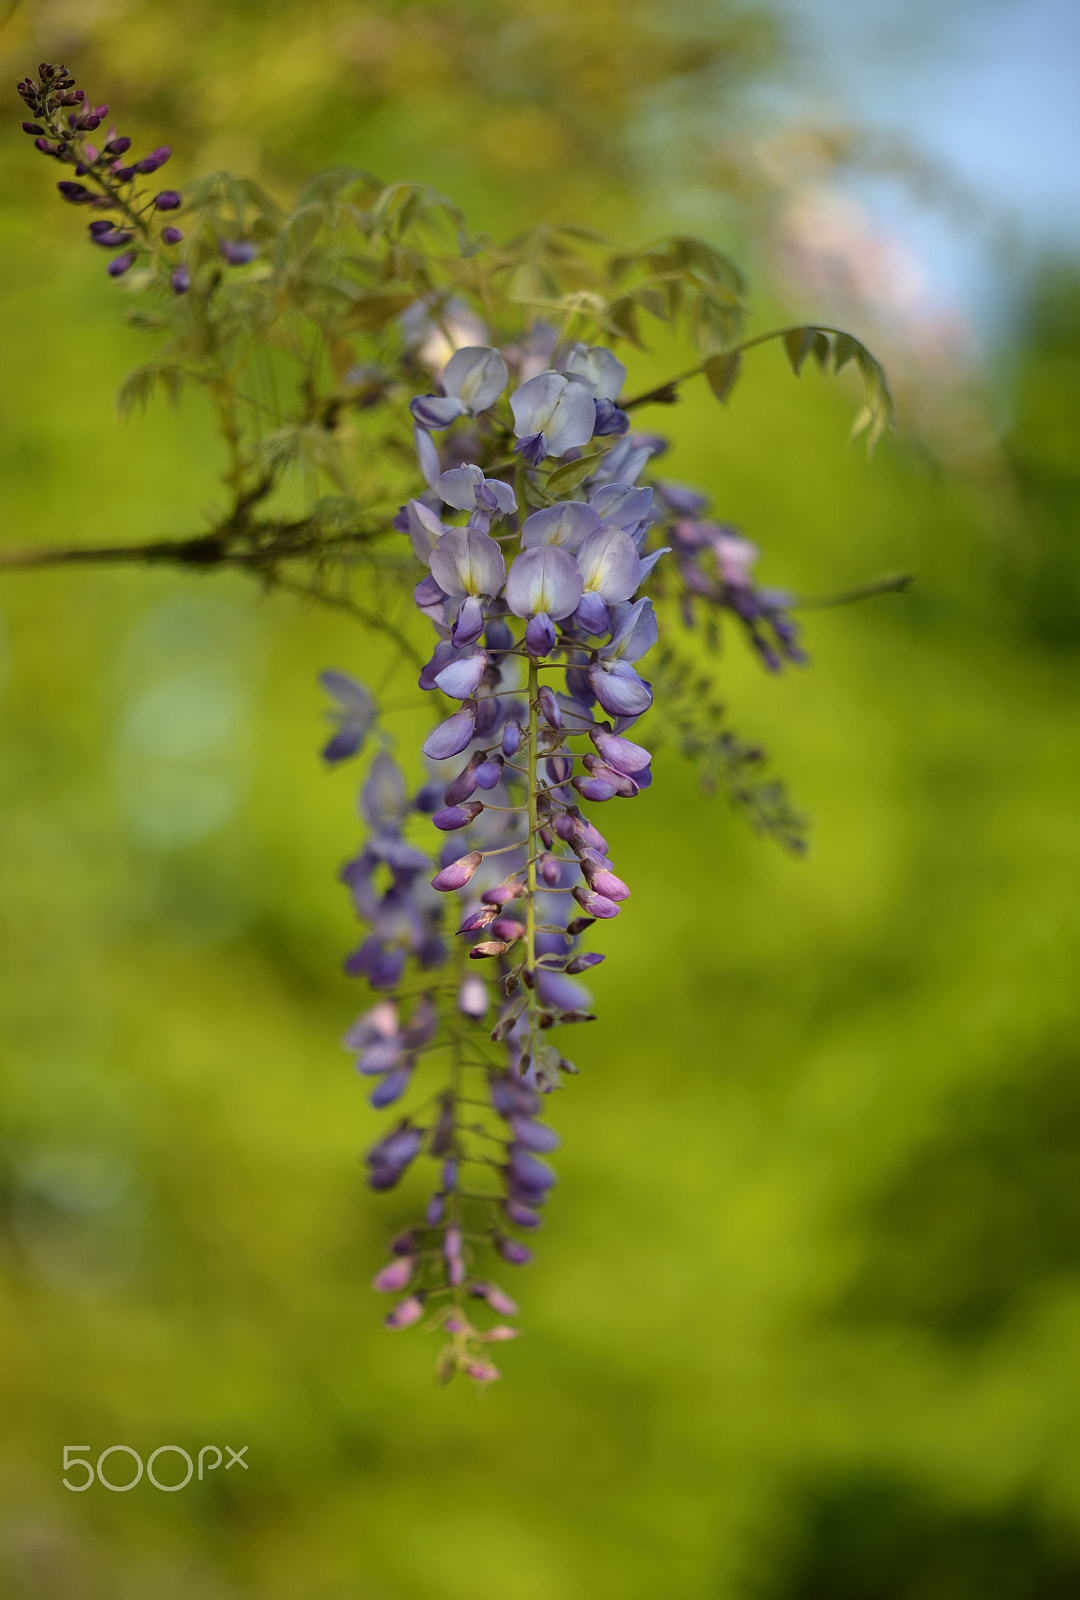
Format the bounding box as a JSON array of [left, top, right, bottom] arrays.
[[17, 63, 186, 285]]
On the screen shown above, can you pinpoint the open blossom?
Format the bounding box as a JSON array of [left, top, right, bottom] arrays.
[[505, 544, 583, 656], [410, 345, 508, 431], [510, 370, 596, 465]]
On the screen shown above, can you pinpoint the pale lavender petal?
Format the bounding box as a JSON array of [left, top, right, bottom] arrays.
[[422, 703, 478, 759], [429, 526, 507, 598], [593, 730, 652, 773], [638, 546, 670, 580], [524, 613, 556, 656], [451, 594, 486, 647], [510, 370, 565, 436], [415, 425, 441, 489], [505, 545, 583, 620], [561, 343, 626, 401], [589, 483, 654, 532], [587, 659, 653, 717], [573, 591, 610, 636], [541, 379, 597, 457], [520, 501, 601, 552], [436, 463, 485, 511], [443, 346, 508, 413], [410, 394, 467, 431], [360, 751, 409, 832], [405, 498, 446, 562], [602, 596, 658, 663], [435, 650, 489, 699], [576, 525, 641, 602], [487, 478, 517, 516]]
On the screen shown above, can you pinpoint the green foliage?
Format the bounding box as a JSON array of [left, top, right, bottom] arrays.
[[650, 645, 809, 852]]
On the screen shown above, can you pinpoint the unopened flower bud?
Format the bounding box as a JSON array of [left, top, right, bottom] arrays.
[[372, 1255, 414, 1293], [496, 1235, 533, 1265], [153, 189, 181, 210], [384, 1295, 424, 1329], [431, 851, 482, 892], [106, 249, 137, 277]]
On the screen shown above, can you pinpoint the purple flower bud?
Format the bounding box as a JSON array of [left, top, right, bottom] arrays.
[[458, 905, 498, 934], [445, 754, 482, 806], [171, 264, 191, 295], [56, 180, 92, 203], [539, 853, 562, 886], [34, 137, 60, 155], [566, 951, 605, 974], [153, 189, 182, 210], [385, 1295, 425, 1329], [583, 864, 630, 901], [136, 145, 171, 173], [574, 775, 618, 802], [161, 225, 184, 244], [448, 1256, 466, 1287], [426, 1192, 445, 1226], [442, 1157, 459, 1191], [369, 1064, 412, 1108], [572, 884, 620, 918], [486, 617, 513, 652], [485, 1325, 521, 1342], [546, 755, 573, 785], [524, 613, 556, 656], [469, 939, 511, 959], [391, 1228, 420, 1256], [432, 801, 484, 831], [465, 1361, 501, 1383], [89, 227, 135, 248], [539, 687, 561, 728], [104, 136, 131, 154], [434, 648, 489, 700], [508, 1147, 558, 1193], [496, 1235, 533, 1265], [475, 757, 503, 790], [22, 122, 44, 135], [107, 250, 137, 277], [220, 238, 258, 265], [114, 165, 137, 181], [501, 718, 521, 757], [423, 702, 478, 761], [491, 918, 526, 942], [431, 851, 483, 892], [479, 883, 519, 911], [592, 730, 652, 774], [504, 1200, 543, 1229], [510, 1116, 561, 1153], [372, 1256, 414, 1293], [469, 1282, 520, 1316]]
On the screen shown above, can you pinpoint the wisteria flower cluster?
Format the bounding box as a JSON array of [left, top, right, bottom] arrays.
[[12, 63, 901, 1387], [319, 340, 820, 1382]]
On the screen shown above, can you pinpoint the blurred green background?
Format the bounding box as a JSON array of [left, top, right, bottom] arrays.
[[2, 3, 1079, 1597]]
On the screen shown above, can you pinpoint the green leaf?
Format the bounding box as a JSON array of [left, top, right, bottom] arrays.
[[833, 332, 859, 373], [117, 363, 186, 417], [783, 326, 821, 376], [545, 451, 606, 495], [703, 351, 742, 403]]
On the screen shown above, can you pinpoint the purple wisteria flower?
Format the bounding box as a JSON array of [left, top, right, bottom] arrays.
[[410, 346, 508, 431], [510, 370, 596, 465], [319, 670, 377, 764], [505, 544, 583, 656]]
